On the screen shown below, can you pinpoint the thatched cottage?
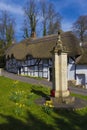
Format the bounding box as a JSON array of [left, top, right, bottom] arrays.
[[5, 31, 87, 88]]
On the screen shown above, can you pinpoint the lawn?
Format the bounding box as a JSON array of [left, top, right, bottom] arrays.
[[0, 76, 87, 130]]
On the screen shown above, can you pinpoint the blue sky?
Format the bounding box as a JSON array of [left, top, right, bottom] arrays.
[[0, 0, 87, 41]]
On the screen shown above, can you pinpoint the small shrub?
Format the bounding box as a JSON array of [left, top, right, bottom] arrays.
[[14, 103, 25, 116], [42, 105, 53, 114], [14, 107, 23, 116], [42, 100, 54, 114], [10, 91, 22, 103]]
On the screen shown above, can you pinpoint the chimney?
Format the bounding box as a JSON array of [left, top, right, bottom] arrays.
[[31, 31, 36, 38]]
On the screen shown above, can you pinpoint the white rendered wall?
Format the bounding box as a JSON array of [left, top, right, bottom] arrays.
[[76, 65, 87, 88], [67, 58, 75, 80]]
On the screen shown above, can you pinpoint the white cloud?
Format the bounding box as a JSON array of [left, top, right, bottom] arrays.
[[0, 2, 24, 15], [61, 20, 73, 31]]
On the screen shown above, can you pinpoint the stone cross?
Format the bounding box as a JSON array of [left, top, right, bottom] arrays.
[[52, 31, 70, 98]]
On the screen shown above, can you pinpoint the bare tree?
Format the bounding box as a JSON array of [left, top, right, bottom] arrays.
[[23, 0, 38, 38], [22, 19, 30, 38], [40, 1, 61, 36], [47, 2, 61, 35], [23, 0, 62, 38], [0, 11, 15, 47], [73, 15, 87, 42], [0, 11, 15, 66], [40, 0, 48, 36]]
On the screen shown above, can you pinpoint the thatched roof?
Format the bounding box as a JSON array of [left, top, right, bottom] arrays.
[[75, 54, 87, 65], [6, 31, 82, 60], [5, 43, 27, 60], [75, 48, 87, 64]]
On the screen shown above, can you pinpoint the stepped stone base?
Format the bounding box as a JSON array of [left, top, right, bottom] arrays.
[[35, 96, 87, 110], [51, 96, 75, 104]]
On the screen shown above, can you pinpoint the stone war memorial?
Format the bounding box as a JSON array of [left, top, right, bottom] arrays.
[[51, 31, 70, 98], [50, 31, 75, 105], [49, 31, 87, 109], [35, 31, 87, 109]]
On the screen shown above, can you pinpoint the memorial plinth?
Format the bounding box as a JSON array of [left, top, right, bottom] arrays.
[[51, 31, 70, 99]]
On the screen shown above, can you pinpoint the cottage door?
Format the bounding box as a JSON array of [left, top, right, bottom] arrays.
[[18, 67, 21, 74], [49, 67, 52, 81]]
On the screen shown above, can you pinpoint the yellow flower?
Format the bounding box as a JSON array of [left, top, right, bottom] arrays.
[[13, 80, 19, 85], [22, 104, 25, 107], [45, 102, 48, 106], [16, 103, 19, 106], [19, 104, 22, 108], [49, 104, 54, 108], [44, 100, 54, 107]]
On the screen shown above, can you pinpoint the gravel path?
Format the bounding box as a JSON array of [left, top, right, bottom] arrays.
[[2, 70, 52, 87]]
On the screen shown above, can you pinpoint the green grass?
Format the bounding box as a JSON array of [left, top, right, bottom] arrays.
[[0, 76, 87, 130], [71, 93, 87, 100]]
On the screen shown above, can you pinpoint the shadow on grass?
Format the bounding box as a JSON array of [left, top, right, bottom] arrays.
[[0, 111, 54, 130], [0, 109, 87, 130], [53, 109, 87, 130], [31, 88, 48, 98]]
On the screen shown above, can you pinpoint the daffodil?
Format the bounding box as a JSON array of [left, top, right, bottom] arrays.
[[16, 103, 19, 106], [44, 100, 54, 107], [19, 104, 22, 108]]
